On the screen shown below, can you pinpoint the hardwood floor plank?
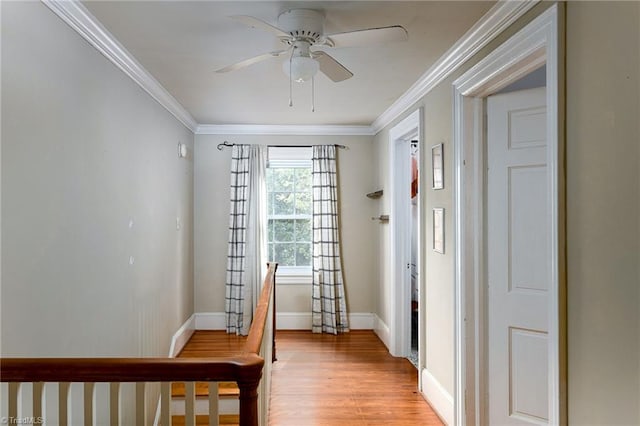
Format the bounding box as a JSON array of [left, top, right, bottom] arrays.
[[268, 330, 443, 426], [176, 331, 246, 358]]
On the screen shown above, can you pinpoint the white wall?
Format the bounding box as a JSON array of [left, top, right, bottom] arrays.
[[194, 134, 377, 320], [566, 2, 639, 423], [1, 2, 194, 357], [373, 82, 455, 394]]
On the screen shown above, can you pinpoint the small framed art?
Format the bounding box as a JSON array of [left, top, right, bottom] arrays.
[[432, 143, 444, 190]]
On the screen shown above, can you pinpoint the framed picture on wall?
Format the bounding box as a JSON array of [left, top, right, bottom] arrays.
[[433, 207, 445, 254], [432, 143, 444, 190]]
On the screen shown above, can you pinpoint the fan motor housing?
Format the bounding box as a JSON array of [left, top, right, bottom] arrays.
[[278, 9, 324, 43]]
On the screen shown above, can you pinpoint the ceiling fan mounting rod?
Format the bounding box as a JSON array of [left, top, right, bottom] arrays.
[[278, 9, 325, 45]]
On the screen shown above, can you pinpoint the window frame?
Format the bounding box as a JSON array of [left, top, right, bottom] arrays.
[[266, 150, 313, 280]]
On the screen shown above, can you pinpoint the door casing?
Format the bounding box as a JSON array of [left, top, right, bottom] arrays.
[[388, 108, 423, 382], [452, 5, 566, 425]]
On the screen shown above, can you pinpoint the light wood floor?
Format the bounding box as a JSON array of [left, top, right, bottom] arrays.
[[269, 330, 444, 426], [177, 330, 246, 357]]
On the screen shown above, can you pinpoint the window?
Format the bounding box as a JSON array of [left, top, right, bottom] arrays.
[[266, 148, 312, 276]]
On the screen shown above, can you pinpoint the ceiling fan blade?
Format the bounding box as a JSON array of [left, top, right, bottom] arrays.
[[313, 51, 353, 82], [230, 15, 290, 39], [216, 50, 289, 73], [326, 25, 408, 48]]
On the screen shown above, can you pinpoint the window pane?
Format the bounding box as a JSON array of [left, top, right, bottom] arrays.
[[273, 192, 295, 215], [267, 164, 313, 269], [295, 219, 311, 242], [266, 169, 273, 191], [296, 243, 311, 266], [273, 219, 294, 242], [295, 192, 312, 215], [274, 243, 295, 265], [267, 243, 274, 262], [271, 168, 295, 191], [295, 168, 312, 191]]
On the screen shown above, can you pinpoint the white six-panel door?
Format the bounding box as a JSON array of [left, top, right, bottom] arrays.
[[487, 87, 549, 425]]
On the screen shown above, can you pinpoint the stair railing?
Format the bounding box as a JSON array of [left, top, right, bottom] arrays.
[[0, 263, 277, 426]]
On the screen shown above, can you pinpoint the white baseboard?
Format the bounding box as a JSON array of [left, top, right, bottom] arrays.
[[275, 312, 375, 330], [193, 312, 375, 331], [349, 313, 376, 329], [194, 312, 226, 330], [422, 368, 454, 425], [168, 314, 196, 357], [374, 314, 391, 350]]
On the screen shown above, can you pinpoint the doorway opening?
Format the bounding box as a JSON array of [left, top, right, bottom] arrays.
[[409, 139, 420, 368], [389, 108, 423, 382], [453, 5, 565, 425]]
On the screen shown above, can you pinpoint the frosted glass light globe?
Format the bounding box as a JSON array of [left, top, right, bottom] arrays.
[[283, 56, 319, 83]]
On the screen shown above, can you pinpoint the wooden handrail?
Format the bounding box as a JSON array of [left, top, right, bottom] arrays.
[[0, 355, 263, 383], [0, 262, 278, 426], [243, 262, 277, 355]]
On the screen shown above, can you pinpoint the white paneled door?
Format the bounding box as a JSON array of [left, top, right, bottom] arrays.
[[487, 87, 549, 425]]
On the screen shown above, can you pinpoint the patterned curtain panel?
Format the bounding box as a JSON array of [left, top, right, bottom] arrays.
[[311, 145, 349, 334], [225, 144, 267, 335]]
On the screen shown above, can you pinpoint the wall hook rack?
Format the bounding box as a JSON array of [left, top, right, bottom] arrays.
[[366, 190, 383, 199]]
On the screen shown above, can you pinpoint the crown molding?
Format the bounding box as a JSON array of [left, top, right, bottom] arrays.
[[196, 124, 375, 136], [370, 0, 540, 134], [42, 0, 538, 137], [42, 0, 198, 132]]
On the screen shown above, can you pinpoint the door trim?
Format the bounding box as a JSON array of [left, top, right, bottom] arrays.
[[452, 5, 565, 425], [388, 108, 423, 369]]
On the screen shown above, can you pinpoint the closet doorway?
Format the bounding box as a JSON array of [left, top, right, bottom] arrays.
[[389, 108, 423, 385]]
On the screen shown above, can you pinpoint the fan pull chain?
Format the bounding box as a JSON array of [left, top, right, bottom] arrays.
[[311, 76, 315, 112]]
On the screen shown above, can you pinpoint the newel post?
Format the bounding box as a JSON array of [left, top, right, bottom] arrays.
[[237, 377, 261, 426]]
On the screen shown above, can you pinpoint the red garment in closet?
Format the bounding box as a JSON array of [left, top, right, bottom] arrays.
[[411, 156, 418, 198]]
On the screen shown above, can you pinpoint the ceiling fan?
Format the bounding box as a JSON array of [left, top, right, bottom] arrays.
[[216, 9, 408, 85]]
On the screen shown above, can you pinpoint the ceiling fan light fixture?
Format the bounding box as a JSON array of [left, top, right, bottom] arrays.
[[283, 55, 319, 83]]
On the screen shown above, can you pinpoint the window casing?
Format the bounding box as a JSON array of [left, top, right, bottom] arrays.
[[266, 150, 312, 278]]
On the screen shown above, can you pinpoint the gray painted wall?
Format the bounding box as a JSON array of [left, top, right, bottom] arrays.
[[194, 134, 377, 317], [1, 2, 194, 358], [566, 2, 639, 423]]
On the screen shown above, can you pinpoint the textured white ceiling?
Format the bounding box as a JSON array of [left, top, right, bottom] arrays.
[[82, 1, 494, 126]]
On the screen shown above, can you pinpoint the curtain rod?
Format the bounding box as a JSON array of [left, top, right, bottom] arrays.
[[216, 141, 347, 151]]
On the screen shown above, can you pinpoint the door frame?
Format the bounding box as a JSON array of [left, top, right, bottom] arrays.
[[389, 108, 423, 370], [452, 5, 565, 425]]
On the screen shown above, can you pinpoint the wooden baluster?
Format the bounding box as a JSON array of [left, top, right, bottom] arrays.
[[237, 379, 260, 426], [208, 382, 219, 426], [272, 263, 277, 363], [160, 382, 171, 426], [32, 382, 44, 421], [84, 382, 94, 426], [59, 382, 70, 426], [109, 382, 120, 426], [8, 382, 19, 421], [185, 382, 195, 426], [135, 382, 147, 425]]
